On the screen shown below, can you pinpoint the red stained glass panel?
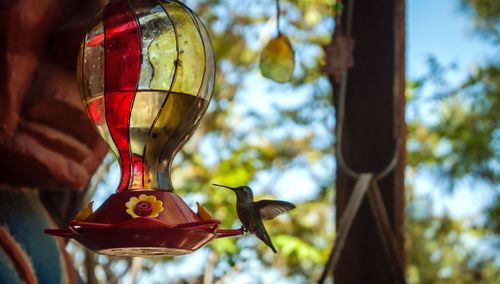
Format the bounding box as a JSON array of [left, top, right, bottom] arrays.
[[103, 1, 141, 192]]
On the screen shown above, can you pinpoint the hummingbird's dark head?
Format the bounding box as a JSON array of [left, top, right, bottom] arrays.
[[212, 184, 254, 201]]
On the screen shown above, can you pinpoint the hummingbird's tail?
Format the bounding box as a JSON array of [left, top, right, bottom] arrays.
[[256, 230, 277, 253]]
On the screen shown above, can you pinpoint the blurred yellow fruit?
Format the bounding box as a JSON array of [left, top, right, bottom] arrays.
[[260, 34, 295, 83]]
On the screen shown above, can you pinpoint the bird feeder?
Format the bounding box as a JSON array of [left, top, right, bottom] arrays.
[[46, 0, 242, 256]]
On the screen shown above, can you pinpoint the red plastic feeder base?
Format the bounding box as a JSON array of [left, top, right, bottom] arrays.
[[45, 191, 243, 257]]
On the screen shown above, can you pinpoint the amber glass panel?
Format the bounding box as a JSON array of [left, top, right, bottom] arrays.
[[129, 91, 167, 188], [142, 1, 209, 190], [127, 0, 176, 189], [144, 92, 209, 190], [154, 2, 215, 189], [79, 15, 120, 159], [83, 18, 105, 98], [192, 15, 215, 100], [158, 1, 205, 95], [131, 0, 177, 90]]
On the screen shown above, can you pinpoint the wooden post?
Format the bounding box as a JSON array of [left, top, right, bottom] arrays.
[[332, 0, 406, 283]]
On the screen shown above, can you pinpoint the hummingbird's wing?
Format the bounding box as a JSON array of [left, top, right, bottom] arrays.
[[253, 200, 296, 220]]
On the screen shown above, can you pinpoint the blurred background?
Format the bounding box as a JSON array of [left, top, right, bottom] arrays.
[[0, 0, 498, 283]]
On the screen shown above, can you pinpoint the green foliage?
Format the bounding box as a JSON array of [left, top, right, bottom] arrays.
[[407, 63, 500, 184], [79, 0, 500, 283], [461, 0, 500, 43], [406, 200, 500, 284], [405, 1, 500, 283], [486, 195, 500, 237]]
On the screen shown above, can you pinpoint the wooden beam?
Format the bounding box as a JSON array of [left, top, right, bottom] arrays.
[[331, 0, 406, 283]]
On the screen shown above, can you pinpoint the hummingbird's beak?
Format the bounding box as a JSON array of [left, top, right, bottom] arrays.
[[212, 184, 236, 191]]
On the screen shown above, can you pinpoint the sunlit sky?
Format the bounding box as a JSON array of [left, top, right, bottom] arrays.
[[409, 0, 497, 80], [408, 0, 498, 220]]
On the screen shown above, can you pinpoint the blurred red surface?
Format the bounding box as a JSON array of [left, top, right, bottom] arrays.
[[0, 0, 109, 190]]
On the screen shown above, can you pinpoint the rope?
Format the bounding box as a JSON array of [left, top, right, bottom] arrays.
[[334, 0, 401, 181], [318, 173, 373, 284], [276, 0, 281, 35], [368, 181, 406, 283], [318, 177, 406, 284], [334, 0, 359, 179]]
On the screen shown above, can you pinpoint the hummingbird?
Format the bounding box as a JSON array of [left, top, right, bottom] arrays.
[[212, 184, 296, 253]]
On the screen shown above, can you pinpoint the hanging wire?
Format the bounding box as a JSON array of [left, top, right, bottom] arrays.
[[276, 0, 281, 35]]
